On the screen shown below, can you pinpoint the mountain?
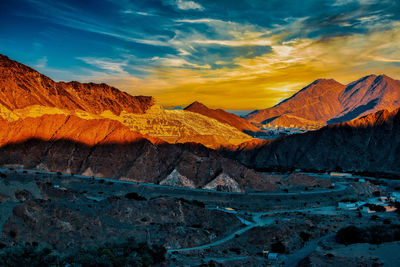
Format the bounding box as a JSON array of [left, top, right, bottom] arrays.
[[0, 55, 154, 115], [0, 115, 276, 192], [227, 108, 400, 174], [246, 79, 346, 127], [99, 104, 252, 148], [329, 74, 400, 123], [246, 75, 400, 128], [0, 55, 251, 148], [184, 101, 259, 133], [0, 114, 161, 147]]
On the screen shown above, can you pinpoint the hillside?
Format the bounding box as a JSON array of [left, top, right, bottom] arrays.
[[246, 79, 346, 127], [0, 114, 161, 147], [0, 115, 274, 192], [228, 108, 400, 173], [184, 101, 260, 133], [0, 55, 251, 148], [0, 55, 154, 115], [246, 75, 400, 128]]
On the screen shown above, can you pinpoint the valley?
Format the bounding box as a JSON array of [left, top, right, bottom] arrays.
[[0, 167, 398, 266], [0, 54, 399, 266]]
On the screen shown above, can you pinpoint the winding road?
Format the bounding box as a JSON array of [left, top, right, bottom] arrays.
[[167, 206, 337, 253], [0, 167, 347, 197], [0, 167, 347, 264]]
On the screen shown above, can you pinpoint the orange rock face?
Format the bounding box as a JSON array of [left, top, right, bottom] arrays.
[[0, 55, 251, 149], [0, 55, 154, 115], [246, 75, 400, 128], [0, 115, 275, 191], [184, 101, 259, 133], [246, 79, 346, 126], [0, 114, 161, 147]]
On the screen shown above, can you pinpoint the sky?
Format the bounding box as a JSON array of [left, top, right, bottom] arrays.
[[1, 0, 400, 110]]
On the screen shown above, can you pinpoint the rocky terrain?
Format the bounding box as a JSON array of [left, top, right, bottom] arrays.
[[246, 75, 400, 129], [1, 167, 395, 267], [0, 171, 243, 252], [0, 53, 400, 266], [0, 55, 154, 115], [227, 108, 400, 174], [0, 114, 161, 147], [0, 55, 251, 148], [0, 124, 275, 192]]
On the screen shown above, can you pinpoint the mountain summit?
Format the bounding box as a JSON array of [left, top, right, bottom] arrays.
[[246, 75, 400, 128], [329, 74, 400, 124]]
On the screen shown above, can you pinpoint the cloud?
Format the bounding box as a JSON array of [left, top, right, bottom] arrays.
[[35, 56, 48, 69], [332, 0, 382, 6], [120, 9, 155, 16], [8, 0, 400, 110], [77, 57, 128, 74], [175, 0, 204, 11]]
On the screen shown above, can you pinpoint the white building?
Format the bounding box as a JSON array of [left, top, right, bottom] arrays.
[[389, 192, 400, 202], [338, 202, 357, 210]]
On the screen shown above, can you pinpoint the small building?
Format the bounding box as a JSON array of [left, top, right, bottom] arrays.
[[384, 205, 397, 212], [223, 207, 237, 214], [380, 196, 388, 202], [338, 202, 357, 210], [361, 206, 376, 213], [389, 192, 400, 202], [262, 251, 279, 261], [330, 172, 352, 177], [267, 253, 279, 261], [356, 201, 367, 208]]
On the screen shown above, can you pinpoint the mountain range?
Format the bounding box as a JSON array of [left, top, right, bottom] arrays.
[[0, 55, 251, 149], [0, 53, 400, 188], [227, 107, 400, 174], [246, 75, 400, 129]]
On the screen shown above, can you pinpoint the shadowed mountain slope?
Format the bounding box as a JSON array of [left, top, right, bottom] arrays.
[[227, 108, 400, 173], [0, 115, 275, 192]]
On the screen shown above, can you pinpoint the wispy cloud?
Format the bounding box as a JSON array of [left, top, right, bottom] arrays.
[[120, 9, 155, 16], [77, 57, 128, 74], [5, 0, 399, 109], [174, 0, 204, 11]]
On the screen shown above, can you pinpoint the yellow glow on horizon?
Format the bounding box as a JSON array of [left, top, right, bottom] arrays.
[[98, 22, 400, 110]]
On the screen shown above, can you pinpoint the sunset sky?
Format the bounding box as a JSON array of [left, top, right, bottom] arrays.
[[1, 0, 400, 110]]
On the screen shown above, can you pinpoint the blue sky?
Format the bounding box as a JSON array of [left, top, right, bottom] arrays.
[[1, 0, 400, 109]]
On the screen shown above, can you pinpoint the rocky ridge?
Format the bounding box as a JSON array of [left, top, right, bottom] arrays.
[[246, 75, 400, 128]]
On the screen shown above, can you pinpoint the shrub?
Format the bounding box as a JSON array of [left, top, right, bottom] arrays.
[[0, 244, 58, 266], [0, 238, 166, 267], [125, 192, 147, 201], [373, 191, 381, 197], [300, 232, 311, 242], [229, 247, 241, 255], [364, 204, 386, 212], [271, 241, 286, 253], [336, 225, 400, 245]]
